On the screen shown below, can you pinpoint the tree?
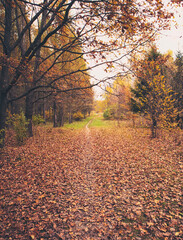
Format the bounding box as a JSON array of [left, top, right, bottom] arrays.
[[103, 74, 131, 123], [130, 47, 177, 137], [94, 100, 106, 113], [172, 51, 183, 128], [0, 0, 173, 146]]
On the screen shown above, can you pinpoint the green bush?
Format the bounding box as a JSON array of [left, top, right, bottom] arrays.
[[6, 111, 16, 128], [0, 128, 5, 147], [13, 112, 28, 145], [103, 108, 115, 120], [32, 114, 45, 125], [73, 112, 84, 121]]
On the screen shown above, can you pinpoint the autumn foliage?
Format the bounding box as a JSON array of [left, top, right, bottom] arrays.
[[130, 47, 178, 137], [0, 0, 175, 146], [0, 0, 183, 239]]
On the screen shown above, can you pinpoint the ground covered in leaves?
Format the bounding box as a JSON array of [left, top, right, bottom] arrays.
[[0, 123, 183, 239]]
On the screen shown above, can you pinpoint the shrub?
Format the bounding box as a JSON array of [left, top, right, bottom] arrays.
[[13, 112, 28, 145], [103, 108, 115, 120], [0, 128, 5, 147], [32, 114, 45, 125], [6, 110, 16, 128], [73, 112, 84, 121]]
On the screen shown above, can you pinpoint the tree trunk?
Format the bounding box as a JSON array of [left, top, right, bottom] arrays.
[[49, 108, 52, 121], [69, 110, 73, 124], [53, 100, 58, 127], [151, 117, 157, 138], [58, 105, 64, 127], [43, 94, 46, 123], [132, 115, 135, 128], [0, 91, 8, 148], [0, 2, 12, 147], [25, 94, 33, 137]]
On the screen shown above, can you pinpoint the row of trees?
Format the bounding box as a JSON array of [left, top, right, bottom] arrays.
[[0, 0, 94, 140], [102, 47, 183, 137], [0, 0, 180, 146]]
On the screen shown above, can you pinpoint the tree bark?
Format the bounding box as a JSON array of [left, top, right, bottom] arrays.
[[69, 109, 73, 124], [58, 105, 64, 127], [25, 94, 33, 137], [0, 91, 8, 147], [132, 115, 135, 128], [43, 96, 46, 123], [151, 117, 157, 138], [0, 1, 12, 147], [53, 100, 58, 127]]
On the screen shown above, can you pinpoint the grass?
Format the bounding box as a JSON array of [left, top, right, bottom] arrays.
[[89, 116, 115, 128], [57, 113, 116, 130], [44, 115, 122, 130], [62, 116, 93, 129], [60, 114, 116, 129]]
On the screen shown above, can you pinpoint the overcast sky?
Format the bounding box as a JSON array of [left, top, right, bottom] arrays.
[[157, 5, 183, 56]]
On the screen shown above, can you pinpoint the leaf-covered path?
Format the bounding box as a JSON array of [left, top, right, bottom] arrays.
[[1, 124, 183, 239]]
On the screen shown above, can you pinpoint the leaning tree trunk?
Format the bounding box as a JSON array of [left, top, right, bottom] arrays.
[[25, 94, 34, 137], [0, 91, 8, 148]]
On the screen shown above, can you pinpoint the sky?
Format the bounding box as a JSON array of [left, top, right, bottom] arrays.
[[158, 28, 183, 56], [157, 6, 183, 56]]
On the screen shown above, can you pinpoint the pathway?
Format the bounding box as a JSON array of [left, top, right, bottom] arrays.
[[1, 123, 182, 239]]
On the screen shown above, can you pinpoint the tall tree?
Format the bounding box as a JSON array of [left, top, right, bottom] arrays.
[[172, 51, 183, 128], [103, 74, 131, 122], [130, 47, 177, 137]]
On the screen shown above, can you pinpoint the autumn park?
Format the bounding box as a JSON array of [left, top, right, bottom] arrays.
[[0, 0, 183, 239]]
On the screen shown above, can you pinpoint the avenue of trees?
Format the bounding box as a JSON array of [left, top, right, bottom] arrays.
[[0, 0, 181, 146]]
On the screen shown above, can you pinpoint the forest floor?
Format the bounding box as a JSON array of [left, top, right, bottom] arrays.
[[0, 118, 183, 240]]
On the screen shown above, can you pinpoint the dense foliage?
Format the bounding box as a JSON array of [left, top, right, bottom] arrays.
[[130, 47, 178, 137]]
